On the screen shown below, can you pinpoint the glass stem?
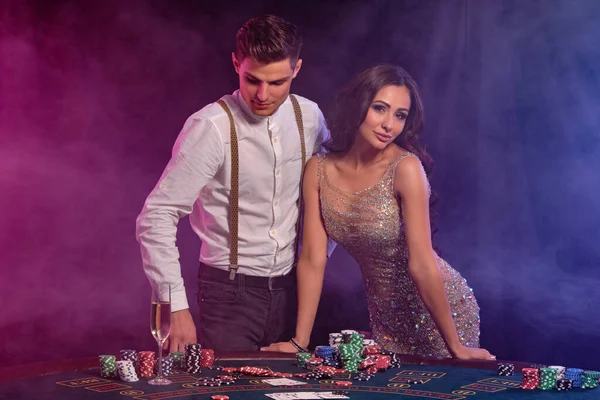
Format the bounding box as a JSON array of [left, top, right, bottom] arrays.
[[157, 341, 164, 378]]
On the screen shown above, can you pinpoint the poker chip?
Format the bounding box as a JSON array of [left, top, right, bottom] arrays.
[[332, 390, 349, 396], [200, 349, 215, 368], [366, 365, 379, 375], [119, 350, 139, 371], [497, 363, 514, 376], [354, 373, 374, 381], [408, 379, 426, 384], [169, 352, 184, 370], [193, 377, 222, 387], [362, 346, 381, 356], [548, 365, 566, 380], [154, 357, 174, 376], [308, 357, 324, 367], [296, 352, 312, 367], [335, 380, 352, 387], [116, 360, 139, 382], [582, 371, 600, 389], [211, 396, 229, 400], [138, 351, 156, 378], [184, 344, 203, 374], [539, 367, 558, 390], [217, 376, 236, 385], [329, 333, 343, 347], [556, 378, 573, 391], [565, 368, 584, 388], [99, 355, 118, 378], [520, 367, 540, 389]]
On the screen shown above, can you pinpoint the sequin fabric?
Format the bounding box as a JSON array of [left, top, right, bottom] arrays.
[[317, 152, 480, 357]]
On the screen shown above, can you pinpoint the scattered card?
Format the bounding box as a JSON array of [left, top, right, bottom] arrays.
[[265, 393, 318, 399], [263, 378, 307, 386], [264, 393, 349, 399]]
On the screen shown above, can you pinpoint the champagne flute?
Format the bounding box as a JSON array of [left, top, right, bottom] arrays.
[[149, 285, 172, 385]]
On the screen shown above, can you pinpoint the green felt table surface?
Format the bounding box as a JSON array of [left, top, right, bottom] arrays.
[[0, 352, 597, 400]]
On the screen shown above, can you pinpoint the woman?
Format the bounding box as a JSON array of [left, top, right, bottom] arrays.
[[263, 65, 494, 360]]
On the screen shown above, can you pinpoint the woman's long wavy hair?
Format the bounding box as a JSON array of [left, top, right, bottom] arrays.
[[324, 64, 439, 241]]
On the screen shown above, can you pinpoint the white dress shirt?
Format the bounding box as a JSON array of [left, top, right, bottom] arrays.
[[136, 90, 330, 311]]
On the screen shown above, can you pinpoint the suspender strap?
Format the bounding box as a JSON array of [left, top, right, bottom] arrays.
[[289, 95, 307, 259], [216, 99, 239, 280], [216, 95, 306, 280]]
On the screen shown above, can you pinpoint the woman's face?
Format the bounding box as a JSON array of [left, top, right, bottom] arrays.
[[357, 84, 411, 150]]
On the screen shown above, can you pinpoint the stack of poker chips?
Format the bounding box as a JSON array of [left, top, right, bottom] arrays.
[[556, 378, 574, 391], [295, 352, 312, 367], [154, 357, 174, 376], [329, 333, 343, 347], [315, 346, 335, 360], [497, 363, 515, 376], [581, 371, 600, 389], [338, 342, 362, 372], [170, 351, 184, 370], [538, 367, 558, 390], [116, 360, 139, 382], [358, 357, 378, 375], [548, 365, 566, 379], [520, 368, 540, 390], [200, 349, 215, 368], [389, 352, 402, 368], [565, 368, 584, 388], [362, 345, 380, 358], [138, 351, 156, 378], [184, 343, 202, 374], [374, 354, 391, 372], [99, 355, 117, 378], [119, 350, 138, 373], [362, 339, 377, 347]]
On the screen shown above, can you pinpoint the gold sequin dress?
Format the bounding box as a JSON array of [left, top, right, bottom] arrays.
[[317, 153, 480, 357]]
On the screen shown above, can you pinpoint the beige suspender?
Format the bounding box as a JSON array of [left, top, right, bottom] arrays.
[[289, 95, 307, 259], [217, 95, 306, 280]]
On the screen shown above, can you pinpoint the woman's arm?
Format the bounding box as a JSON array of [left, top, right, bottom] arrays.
[[394, 155, 494, 360], [261, 156, 329, 351]]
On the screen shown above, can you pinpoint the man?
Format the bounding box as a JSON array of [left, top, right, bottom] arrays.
[[136, 15, 329, 352]]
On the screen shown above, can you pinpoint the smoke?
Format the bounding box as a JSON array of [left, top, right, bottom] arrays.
[[1, 0, 599, 370]]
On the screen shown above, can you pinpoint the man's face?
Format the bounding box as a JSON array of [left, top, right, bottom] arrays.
[[233, 54, 302, 116]]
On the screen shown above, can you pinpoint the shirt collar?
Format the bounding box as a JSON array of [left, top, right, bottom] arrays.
[[235, 90, 290, 123]]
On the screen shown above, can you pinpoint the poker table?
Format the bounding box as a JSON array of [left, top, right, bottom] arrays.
[[0, 352, 597, 399]]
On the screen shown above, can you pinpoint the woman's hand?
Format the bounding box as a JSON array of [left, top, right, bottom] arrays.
[[452, 345, 496, 361]]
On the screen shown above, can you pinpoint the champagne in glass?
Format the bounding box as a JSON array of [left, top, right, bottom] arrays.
[[151, 301, 171, 342], [148, 285, 172, 385]]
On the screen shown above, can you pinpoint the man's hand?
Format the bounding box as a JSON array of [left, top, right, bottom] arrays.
[[260, 341, 298, 353], [164, 309, 197, 353]]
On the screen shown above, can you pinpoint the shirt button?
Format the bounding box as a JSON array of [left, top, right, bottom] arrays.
[[273, 137, 279, 143], [274, 200, 279, 206], [276, 169, 281, 176], [159, 183, 167, 190], [271, 229, 277, 235]]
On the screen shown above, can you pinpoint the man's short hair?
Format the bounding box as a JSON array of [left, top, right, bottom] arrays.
[[235, 15, 303, 67]]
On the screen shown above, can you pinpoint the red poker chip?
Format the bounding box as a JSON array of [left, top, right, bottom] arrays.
[[367, 365, 378, 374], [335, 381, 352, 387], [211, 396, 229, 400]]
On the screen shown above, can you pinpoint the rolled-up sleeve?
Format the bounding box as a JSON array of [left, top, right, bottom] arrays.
[[136, 116, 224, 311]]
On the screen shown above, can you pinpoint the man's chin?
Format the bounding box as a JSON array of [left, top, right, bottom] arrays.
[[251, 107, 275, 116]]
